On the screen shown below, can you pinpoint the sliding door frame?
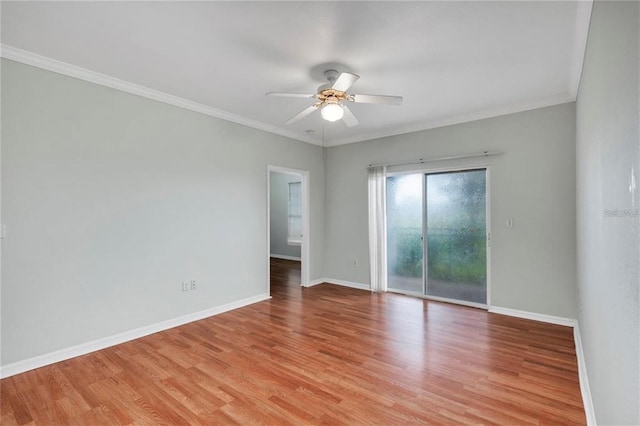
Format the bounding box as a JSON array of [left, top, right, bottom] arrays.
[[387, 164, 492, 309]]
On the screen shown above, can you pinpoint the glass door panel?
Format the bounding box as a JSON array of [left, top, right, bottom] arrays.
[[386, 174, 423, 293], [425, 170, 487, 304]]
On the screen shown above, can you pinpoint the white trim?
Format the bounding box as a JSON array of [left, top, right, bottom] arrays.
[[488, 306, 577, 327], [270, 254, 301, 262], [305, 278, 325, 287], [325, 94, 576, 147], [322, 278, 371, 291], [267, 166, 310, 290], [302, 277, 370, 291], [0, 293, 270, 379], [574, 324, 597, 425], [1, 45, 583, 150], [485, 167, 492, 307], [487, 306, 596, 423], [569, 0, 594, 98], [0, 44, 320, 146]]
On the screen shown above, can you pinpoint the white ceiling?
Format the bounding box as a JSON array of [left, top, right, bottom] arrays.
[[1, 1, 592, 147]]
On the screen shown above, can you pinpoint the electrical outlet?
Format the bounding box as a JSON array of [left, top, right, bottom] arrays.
[[182, 281, 190, 292], [353, 259, 357, 267], [506, 218, 514, 228], [190, 280, 196, 291]]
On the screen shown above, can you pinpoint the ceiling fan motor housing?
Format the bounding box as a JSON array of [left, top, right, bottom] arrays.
[[323, 69, 339, 82], [317, 88, 348, 103], [317, 70, 342, 94]]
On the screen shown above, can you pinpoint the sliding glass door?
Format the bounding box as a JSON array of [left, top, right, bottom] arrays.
[[387, 169, 488, 305], [425, 170, 487, 303], [386, 174, 423, 293]]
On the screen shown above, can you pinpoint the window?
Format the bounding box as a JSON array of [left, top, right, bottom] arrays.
[[288, 181, 302, 245]]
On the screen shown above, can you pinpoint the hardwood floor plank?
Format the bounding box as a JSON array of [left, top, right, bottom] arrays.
[[1, 258, 586, 424], [6, 392, 34, 425]]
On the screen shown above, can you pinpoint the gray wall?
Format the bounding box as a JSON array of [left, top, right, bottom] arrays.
[[576, 1, 639, 424], [270, 172, 301, 259], [1, 59, 325, 365], [325, 103, 578, 318]]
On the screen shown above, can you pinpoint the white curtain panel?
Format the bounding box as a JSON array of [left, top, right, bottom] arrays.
[[368, 166, 388, 292]]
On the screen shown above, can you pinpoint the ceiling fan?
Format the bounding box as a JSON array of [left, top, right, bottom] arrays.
[[266, 70, 403, 127]]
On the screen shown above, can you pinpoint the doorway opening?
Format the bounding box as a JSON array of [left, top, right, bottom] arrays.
[[267, 166, 310, 297], [386, 167, 490, 308]]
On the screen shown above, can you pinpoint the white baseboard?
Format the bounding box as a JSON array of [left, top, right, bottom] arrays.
[[305, 278, 325, 287], [4, 289, 595, 424], [573, 324, 597, 425], [489, 306, 595, 424], [302, 277, 370, 291], [0, 293, 270, 379], [270, 254, 301, 261], [323, 277, 371, 291], [488, 306, 577, 327]]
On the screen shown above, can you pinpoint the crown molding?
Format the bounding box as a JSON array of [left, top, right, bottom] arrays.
[[325, 93, 576, 147], [569, 0, 593, 98], [0, 44, 322, 147], [1, 37, 587, 149]]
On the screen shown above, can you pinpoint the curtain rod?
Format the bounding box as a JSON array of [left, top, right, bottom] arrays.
[[366, 151, 503, 169]]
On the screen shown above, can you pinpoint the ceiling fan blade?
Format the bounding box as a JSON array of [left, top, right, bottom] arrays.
[[284, 105, 318, 125], [266, 92, 316, 98], [352, 94, 403, 105], [332, 72, 360, 92], [341, 105, 359, 128]]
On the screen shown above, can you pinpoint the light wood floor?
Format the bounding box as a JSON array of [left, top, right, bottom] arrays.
[[1, 258, 585, 425]]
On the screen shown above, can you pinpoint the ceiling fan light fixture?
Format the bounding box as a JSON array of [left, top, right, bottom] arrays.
[[269, 70, 401, 126], [321, 103, 344, 122]]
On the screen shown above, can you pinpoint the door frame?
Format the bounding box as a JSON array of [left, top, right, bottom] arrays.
[[386, 164, 492, 309], [267, 165, 310, 295]]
